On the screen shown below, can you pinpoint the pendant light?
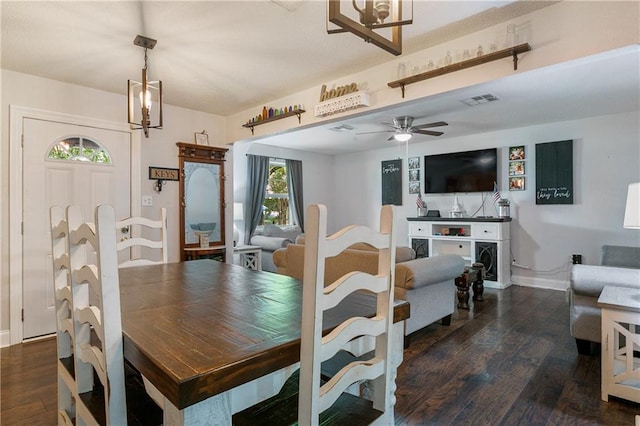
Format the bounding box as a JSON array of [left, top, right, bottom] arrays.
[[128, 35, 163, 138], [327, 0, 413, 56]]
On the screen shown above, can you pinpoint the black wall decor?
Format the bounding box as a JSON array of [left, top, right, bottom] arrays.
[[535, 140, 573, 204], [381, 159, 402, 206]]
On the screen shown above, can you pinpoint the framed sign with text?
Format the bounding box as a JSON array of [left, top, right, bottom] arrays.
[[535, 140, 573, 204], [149, 167, 180, 181], [382, 159, 402, 206]]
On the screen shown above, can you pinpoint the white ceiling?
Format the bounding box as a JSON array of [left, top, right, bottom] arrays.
[[2, 1, 638, 155], [2, 0, 550, 115]]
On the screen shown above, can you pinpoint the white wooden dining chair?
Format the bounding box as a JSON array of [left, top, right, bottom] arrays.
[[116, 208, 167, 268], [233, 204, 396, 426], [49, 206, 75, 425], [68, 204, 127, 425], [114, 208, 168, 407], [67, 204, 162, 425]]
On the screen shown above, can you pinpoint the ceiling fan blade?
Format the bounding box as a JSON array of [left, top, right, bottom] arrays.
[[387, 135, 396, 141], [412, 121, 448, 129], [414, 129, 444, 137], [356, 130, 394, 135]]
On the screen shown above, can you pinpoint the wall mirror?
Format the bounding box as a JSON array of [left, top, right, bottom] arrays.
[[177, 142, 228, 261]]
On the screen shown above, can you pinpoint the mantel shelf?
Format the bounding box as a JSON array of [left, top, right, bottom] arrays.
[[388, 43, 532, 98], [242, 110, 306, 135]]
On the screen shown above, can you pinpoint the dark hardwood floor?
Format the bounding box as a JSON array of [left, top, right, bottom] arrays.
[[2, 285, 638, 425]]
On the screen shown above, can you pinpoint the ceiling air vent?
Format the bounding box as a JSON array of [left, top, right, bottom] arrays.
[[460, 94, 500, 106], [328, 124, 355, 132]]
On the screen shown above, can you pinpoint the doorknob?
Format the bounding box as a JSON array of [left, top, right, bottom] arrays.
[[121, 226, 129, 234]]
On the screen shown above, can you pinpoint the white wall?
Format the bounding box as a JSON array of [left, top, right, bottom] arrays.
[[333, 111, 640, 290], [0, 69, 226, 338], [231, 141, 335, 243]]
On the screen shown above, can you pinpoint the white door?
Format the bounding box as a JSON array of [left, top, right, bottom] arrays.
[[22, 118, 131, 339]]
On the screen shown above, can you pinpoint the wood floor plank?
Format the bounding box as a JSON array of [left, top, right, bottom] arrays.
[[3, 286, 639, 426]]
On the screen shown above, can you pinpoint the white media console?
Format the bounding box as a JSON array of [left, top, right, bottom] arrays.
[[407, 217, 512, 289]]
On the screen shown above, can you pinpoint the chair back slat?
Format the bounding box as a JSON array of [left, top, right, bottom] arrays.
[[298, 204, 396, 425], [323, 272, 387, 310], [116, 208, 168, 268], [321, 316, 386, 360]]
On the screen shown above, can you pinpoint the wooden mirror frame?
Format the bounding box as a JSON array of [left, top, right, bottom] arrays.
[[177, 142, 228, 261]]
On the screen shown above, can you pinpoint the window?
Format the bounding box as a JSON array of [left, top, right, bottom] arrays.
[[47, 136, 112, 164], [263, 159, 290, 225]]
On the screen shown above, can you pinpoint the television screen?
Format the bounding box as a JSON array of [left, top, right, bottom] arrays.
[[424, 148, 497, 193]]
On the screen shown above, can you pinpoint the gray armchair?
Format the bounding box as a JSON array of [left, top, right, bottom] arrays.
[[568, 245, 640, 354]]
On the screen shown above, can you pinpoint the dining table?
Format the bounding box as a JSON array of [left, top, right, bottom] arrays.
[[118, 259, 410, 425]]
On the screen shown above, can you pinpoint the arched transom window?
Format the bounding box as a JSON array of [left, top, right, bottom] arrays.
[[47, 136, 112, 164]]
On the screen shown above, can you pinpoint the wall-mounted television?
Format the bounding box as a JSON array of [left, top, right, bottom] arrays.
[[424, 148, 497, 193]]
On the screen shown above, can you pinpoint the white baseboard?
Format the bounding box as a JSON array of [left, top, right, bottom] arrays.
[[0, 329, 10, 348], [511, 274, 568, 292]]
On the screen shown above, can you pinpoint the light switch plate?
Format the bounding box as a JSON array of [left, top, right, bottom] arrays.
[[142, 195, 153, 207]]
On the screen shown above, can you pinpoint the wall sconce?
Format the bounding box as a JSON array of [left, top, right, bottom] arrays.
[[128, 35, 163, 138], [327, 0, 413, 56]]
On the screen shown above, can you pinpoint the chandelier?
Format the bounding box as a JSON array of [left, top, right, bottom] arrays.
[[327, 0, 413, 56], [128, 35, 163, 138]]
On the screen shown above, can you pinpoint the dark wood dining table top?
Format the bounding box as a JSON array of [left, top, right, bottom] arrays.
[[118, 259, 410, 410]]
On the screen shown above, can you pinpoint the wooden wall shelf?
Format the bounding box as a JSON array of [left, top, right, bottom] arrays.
[[242, 109, 305, 135], [388, 43, 532, 98]]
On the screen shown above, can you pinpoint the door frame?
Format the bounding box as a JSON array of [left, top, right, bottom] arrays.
[[9, 105, 141, 345]]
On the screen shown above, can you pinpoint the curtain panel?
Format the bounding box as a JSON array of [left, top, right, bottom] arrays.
[[244, 155, 269, 244], [286, 159, 304, 232]]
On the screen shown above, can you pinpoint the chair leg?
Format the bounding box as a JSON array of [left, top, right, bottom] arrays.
[[441, 314, 452, 326], [575, 338, 593, 355]]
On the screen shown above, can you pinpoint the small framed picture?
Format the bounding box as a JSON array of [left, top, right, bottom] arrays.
[[408, 157, 419, 169], [509, 145, 525, 160], [409, 181, 420, 194], [509, 160, 525, 176], [509, 177, 525, 191], [194, 131, 209, 145], [409, 169, 420, 182]]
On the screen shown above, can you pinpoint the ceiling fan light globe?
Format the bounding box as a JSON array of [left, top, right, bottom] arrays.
[[394, 132, 412, 142]]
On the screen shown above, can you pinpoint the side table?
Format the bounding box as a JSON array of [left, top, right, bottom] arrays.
[[183, 245, 226, 262], [597, 285, 640, 404], [234, 245, 262, 271]]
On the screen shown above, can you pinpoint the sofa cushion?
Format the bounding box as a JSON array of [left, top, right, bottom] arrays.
[[570, 264, 640, 297], [261, 224, 301, 241], [601, 245, 640, 268], [250, 235, 293, 252], [273, 244, 463, 292], [399, 255, 466, 290], [347, 243, 416, 263]]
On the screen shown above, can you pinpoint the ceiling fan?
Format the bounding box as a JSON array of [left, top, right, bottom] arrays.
[[360, 116, 448, 141]]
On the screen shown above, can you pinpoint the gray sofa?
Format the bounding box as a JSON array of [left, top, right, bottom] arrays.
[[568, 245, 640, 354], [250, 224, 302, 272], [272, 242, 465, 336]]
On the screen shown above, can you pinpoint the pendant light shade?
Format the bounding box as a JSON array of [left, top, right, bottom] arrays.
[[128, 35, 163, 138]]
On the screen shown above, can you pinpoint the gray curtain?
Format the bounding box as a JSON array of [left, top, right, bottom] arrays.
[[286, 159, 304, 232], [244, 155, 269, 244]]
